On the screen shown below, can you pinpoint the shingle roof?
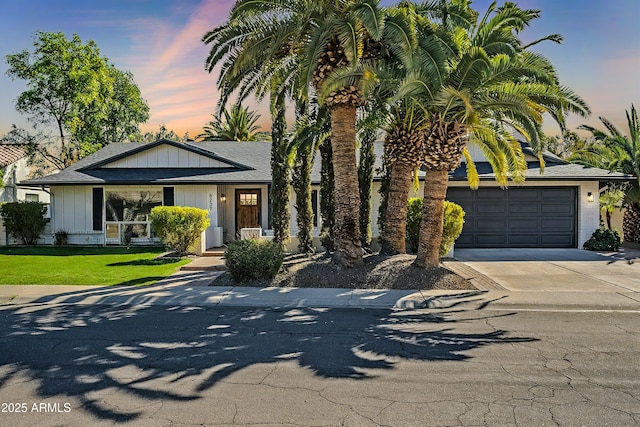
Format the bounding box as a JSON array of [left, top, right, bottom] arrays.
[[21, 139, 633, 186], [0, 144, 26, 168]]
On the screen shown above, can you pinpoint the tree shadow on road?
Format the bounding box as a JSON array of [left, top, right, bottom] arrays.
[[0, 299, 535, 422]]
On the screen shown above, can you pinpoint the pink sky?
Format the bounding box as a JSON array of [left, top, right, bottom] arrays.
[[1, 0, 639, 139]]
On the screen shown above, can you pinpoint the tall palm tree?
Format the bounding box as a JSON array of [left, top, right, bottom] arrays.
[[400, 2, 590, 267], [212, 0, 386, 266], [570, 105, 640, 242], [203, 3, 301, 245], [196, 104, 263, 141]]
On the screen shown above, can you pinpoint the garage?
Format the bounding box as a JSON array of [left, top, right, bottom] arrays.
[[446, 187, 578, 248]]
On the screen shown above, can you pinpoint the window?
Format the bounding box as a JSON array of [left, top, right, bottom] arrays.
[[105, 191, 162, 222], [25, 193, 39, 202], [312, 190, 318, 227], [239, 193, 258, 206]]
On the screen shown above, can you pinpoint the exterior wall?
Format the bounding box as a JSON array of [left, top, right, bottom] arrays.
[[50, 186, 103, 245], [218, 184, 270, 243], [47, 184, 222, 248], [103, 145, 231, 168]]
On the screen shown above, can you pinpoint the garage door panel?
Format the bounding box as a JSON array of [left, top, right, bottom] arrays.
[[542, 204, 575, 215], [508, 219, 540, 230], [541, 234, 575, 246], [541, 218, 575, 231], [474, 235, 508, 246], [475, 219, 507, 232], [508, 235, 541, 246], [447, 186, 577, 248], [509, 205, 541, 214]]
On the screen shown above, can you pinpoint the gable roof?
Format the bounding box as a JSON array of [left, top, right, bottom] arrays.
[[21, 139, 633, 186], [0, 144, 26, 168]]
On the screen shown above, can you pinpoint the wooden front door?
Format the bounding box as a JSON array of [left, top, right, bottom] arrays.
[[235, 189, 261, 234]]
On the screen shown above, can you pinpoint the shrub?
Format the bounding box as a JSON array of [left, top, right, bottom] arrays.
[[150, 206, 210, 255], [225, 239, 284, 283], [0, 201, 48, 245], [406, 198, 423, 253], [406, 198, 465, 256], [54, 230, 69, 246], [583, 228, 621, 251]]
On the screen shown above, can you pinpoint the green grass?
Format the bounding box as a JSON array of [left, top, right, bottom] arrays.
[[0, 246, 191, 286]]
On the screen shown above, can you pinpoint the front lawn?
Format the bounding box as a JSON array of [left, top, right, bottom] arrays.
[[0, 246, 191, 286]]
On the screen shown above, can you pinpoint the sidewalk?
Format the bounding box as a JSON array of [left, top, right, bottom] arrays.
[[1, 269, 639, 311]]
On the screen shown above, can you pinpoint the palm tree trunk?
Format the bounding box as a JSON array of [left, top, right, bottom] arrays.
[[381, 161, 413, 254], [414, 169, 449, 268], [331, 104, 362, 266]]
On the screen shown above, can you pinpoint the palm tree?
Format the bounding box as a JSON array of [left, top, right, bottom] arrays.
[[197, 104, 264, 141], [570, 105, 640, 242], [203, 4, 301, 245], [401, 2, 590, 267], [209, 0, 386, 266]]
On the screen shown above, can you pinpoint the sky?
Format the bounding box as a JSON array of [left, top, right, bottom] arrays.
[[0, 0, 639, 139]]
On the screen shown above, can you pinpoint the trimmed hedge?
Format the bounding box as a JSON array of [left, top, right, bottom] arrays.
[[225, 239, 284, 283], [406, 198, 465, 256], [0, 201, 48, 245], [150, 206, 210, 255]]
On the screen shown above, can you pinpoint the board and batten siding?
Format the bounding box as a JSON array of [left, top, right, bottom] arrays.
[[50, 186, 102, 245], [103, 145, 232, 168]]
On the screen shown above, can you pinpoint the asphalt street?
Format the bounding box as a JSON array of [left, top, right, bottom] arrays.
[[1, 302, 639, 426]]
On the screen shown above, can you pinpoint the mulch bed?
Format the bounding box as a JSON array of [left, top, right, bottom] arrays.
[[211, 252, 476, 290]]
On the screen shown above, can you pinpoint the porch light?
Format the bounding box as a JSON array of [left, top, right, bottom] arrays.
[[587, 192, 594, 203], [220, 194, 226, 202]]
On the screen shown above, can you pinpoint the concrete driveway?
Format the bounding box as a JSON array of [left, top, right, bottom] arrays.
[[454, 248, 640, 293]]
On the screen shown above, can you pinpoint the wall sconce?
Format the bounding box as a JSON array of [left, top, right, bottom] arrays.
[[587, 192, 594, 203], [220, 194, 226, 202]]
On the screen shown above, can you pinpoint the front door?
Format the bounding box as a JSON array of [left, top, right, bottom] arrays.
[[235, 189, 261, 235]]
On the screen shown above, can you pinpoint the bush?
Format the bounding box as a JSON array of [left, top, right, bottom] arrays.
[[225, 239, 284, 283], [54, 229, 69, 246], [583, 228, 621, 251], [406, 198, 465, 256], [150, 206, 210, 255], [0, 201, 48, 245], [406, 198, 423, 253]]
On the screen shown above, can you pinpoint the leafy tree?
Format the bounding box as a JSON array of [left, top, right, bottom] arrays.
[[196, 104, 264, 141], [132, 125, 188, 143], [4, 32, 149, 171], [546, 130, 589, 158], [570, 105, 640, 242], [0, 201, 48, 245], [599, 187, 625, 231], [289, 102, 330, 254]]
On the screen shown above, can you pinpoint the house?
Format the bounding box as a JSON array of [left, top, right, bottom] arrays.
[[1, 142, 51, 246], [21, 138, 631, 251]]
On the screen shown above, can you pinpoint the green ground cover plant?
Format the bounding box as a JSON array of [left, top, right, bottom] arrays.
[[0, 246, 189, 286]]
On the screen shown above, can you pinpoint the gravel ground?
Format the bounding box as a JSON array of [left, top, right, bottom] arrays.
[[212, 252, 475, 290]]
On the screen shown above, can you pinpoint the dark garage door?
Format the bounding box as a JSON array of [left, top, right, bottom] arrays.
[[446, 187, 577, 248]]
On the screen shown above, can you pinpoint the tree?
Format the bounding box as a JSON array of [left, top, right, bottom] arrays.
[[400, 2, 590, 267], [132, 125, 188, 143], [570, 105, 640, 242], [546, 130, 589, 158], [599, 187, 626, 231], [4, 32, 149, 171], [203, 3, 300, 247], [196, 104, 265, 141], [209, 0, 387, 266]]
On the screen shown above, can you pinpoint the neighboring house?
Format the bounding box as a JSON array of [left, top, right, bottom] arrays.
[[1, 142, 51, 246], [21, 139, 631, 251]]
